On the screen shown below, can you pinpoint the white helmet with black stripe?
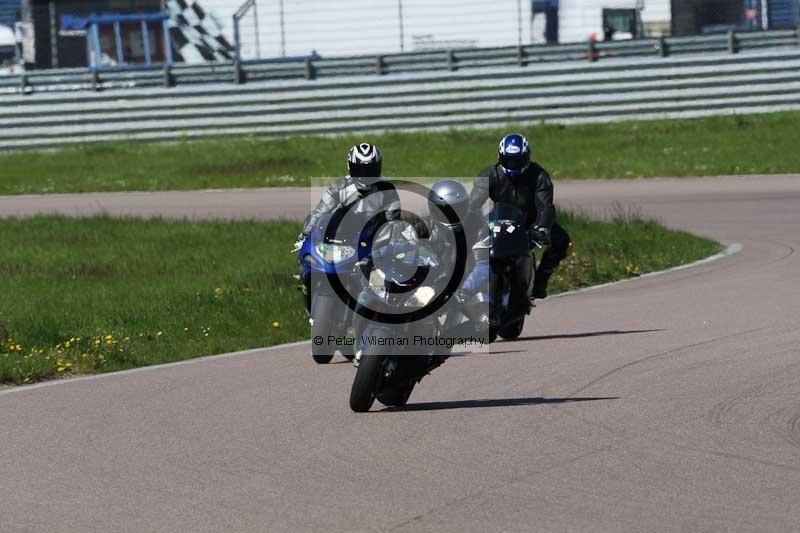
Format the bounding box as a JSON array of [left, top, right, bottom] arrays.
[[347, 143, 383, 194]]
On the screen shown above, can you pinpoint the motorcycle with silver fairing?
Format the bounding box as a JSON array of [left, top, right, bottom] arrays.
[[349, 239, 483, 412]]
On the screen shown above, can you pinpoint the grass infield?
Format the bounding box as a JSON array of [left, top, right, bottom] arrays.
[[1, 111, 798, 194], [0, 214, 720, 384]]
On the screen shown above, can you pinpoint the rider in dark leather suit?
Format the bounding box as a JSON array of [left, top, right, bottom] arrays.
[[468, 133, 571, 299]]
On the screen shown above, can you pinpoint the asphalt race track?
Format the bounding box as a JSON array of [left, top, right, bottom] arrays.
[[1, 175, 799, 532]]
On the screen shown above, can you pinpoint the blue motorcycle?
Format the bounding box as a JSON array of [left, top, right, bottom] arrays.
[[297, 212, 367, 364]]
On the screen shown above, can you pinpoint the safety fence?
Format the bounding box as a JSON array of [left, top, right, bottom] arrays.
[[0, 28, 798, 95], [2, 46, 800, 150]]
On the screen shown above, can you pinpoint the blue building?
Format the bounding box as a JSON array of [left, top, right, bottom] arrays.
[[0, 0, 19, 63], [765, 0, 799, 27], [0, 0, 19, 28], [16, 0, 164, 68]]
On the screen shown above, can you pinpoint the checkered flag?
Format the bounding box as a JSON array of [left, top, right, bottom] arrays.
[[166, 0, 234, 62]]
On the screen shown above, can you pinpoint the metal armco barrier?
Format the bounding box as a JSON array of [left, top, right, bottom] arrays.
[[1, 47, 800, 150], [0, 29, 798, 96]]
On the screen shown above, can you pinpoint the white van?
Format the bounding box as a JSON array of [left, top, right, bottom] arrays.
[[0, 24, 15, 64]]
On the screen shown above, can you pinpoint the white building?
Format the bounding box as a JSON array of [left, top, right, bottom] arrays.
[[175, 0, 673, 61]]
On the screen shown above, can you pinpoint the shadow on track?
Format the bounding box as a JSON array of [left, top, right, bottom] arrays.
[[508, 329, 664, 342], [449, 350, 527, 357], [382, 396, 619, 412]]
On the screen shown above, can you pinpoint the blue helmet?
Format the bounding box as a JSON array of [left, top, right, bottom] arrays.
[[498, 133, 531, 176]]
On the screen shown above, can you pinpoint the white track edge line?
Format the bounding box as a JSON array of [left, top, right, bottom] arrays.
[[0, 243, 741, 397], [0, 340, 310, 397], [550, 242, 743, 299]]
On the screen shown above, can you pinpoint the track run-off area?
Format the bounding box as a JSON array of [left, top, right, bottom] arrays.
[[1, 174, 799, 532]]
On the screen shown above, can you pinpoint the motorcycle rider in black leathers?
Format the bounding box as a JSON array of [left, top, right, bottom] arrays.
[[468, 133, 571, 299], [293, 142, 401, 252]]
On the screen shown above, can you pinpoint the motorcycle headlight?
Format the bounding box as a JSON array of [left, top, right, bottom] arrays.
[[404, 286, 436, 308], [316, 243, 356, 263]]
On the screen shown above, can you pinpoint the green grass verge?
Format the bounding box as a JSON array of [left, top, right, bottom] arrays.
[[546, 209, 721, 292], [0, 217, 307, 384], [2, 111, 799, 195], [0, 214, 720, 384]]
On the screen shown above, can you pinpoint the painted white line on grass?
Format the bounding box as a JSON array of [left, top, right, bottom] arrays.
[[0, 243, 741, 398]]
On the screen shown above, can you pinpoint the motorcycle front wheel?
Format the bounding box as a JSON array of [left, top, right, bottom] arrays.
[[349, 346, 386, 412], [311, 294, 336, 364], [499, 319, 524, 340], [378, 383, 415, 408]]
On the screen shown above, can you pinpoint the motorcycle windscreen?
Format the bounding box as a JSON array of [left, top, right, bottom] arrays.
[[489, 202, 527, 226]]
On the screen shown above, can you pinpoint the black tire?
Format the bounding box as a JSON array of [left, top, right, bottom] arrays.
[[378, 383, 415, 408], [340, 344, 355, 361], [311, 295, 336, 364], [350, 347, 385, 412], [489, 269, 504, 344], [499, 319, 524, 340]]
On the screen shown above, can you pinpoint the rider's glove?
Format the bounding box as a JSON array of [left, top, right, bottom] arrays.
[[355, 256, 374, 276], [530, 226, 551, 247], [292, 233, 306, 253], [453, 288, 472, 304]]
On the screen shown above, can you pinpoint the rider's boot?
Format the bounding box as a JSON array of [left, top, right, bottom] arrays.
[[532, 271, 551, 300]]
